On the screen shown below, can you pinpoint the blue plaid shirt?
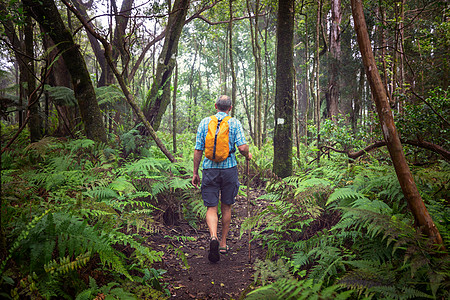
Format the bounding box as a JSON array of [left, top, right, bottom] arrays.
[[195, 112, 247, 169]]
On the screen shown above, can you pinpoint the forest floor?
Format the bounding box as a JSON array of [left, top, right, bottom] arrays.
[[145, 187, 267, 300]]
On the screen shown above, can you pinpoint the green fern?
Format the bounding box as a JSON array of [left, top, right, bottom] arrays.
[[45, 85, 77, 106], [75, 277, 136, 300]]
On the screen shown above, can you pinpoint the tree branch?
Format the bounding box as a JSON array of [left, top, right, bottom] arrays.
[[321, 140, 450, 161]]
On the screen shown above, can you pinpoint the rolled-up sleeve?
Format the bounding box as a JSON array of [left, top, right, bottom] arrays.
[[195, 118, 209, 150], [234, 119, 247, 147]]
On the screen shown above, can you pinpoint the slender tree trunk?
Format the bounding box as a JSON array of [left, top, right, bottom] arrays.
[[23, 14, 42, 142], [172, 61, 178, 153], [239, 60, 254, 139], [304, 13, 310, 146], [273, 0, 294, 178], [351, 0, 444, 249], [315, 0, 322, 163], [143, 0, 189, 132], [63, 0, 175, 162], [24, 0, 107, 143], [71, 0, 108, 87], [247, 0, 263, 148], [0, 2, 26, 128], [229, 0, 237, 117], [327, 0, 341, 120], [111, 0, 134, 82]]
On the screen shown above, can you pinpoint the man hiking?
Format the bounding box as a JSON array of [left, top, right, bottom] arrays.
[[192, 95, 252, 263]]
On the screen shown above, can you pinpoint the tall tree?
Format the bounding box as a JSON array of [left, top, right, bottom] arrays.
[[247, 0, 263, 147], [0, 2, 27, 129], [314, 0, 322, 163], [326, 0, 341, 120], [23, 0, 107, 143], [350, 0, 444, 249], [23, 13, 42, 142], [229, 0, 237, 116], [143, 0, 189, 132], [273, 0, 294, 178]]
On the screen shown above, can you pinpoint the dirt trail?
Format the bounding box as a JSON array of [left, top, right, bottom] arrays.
[[146, 189, 266, 299]]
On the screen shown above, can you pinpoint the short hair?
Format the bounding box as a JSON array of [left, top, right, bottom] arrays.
[[216, 95, 232, 112]]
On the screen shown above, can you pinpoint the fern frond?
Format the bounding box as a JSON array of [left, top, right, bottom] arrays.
[[44, 251, 91, 276], [326, 187, 368, 207], [45, 85, 77, 106]]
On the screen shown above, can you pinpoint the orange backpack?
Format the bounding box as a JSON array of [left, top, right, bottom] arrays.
[[205, 115, 232, 162]]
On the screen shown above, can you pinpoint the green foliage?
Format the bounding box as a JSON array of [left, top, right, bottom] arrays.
[[0, 137, 176, 298], [75, 277, 136, 300], [241, 174, 333, 257], [396, 87, 450, 158], [44, 85, 77, 107], [247, 157, 449, 299]]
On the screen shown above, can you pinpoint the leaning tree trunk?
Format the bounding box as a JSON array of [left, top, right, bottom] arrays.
[[351, 0, 444, 249], [143, 0, 189, 132], [24, 0, 107, 143], [273, 0, 294, 178]]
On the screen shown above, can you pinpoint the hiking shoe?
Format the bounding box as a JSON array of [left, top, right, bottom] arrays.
[[208, 238, 220, 263]]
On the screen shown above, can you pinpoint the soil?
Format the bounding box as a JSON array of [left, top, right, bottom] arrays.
[[146, 188, 267, 300]]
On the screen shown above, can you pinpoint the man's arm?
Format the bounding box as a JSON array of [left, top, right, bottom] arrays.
[[237, 144, 252, 160], [192, 149, 203, 188]]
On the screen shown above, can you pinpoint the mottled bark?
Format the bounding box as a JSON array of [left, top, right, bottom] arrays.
[[143, 0, 190, 132], [24, 0, 107, 143], [273, 0, 294, 178], [351, 0, 444, 249]]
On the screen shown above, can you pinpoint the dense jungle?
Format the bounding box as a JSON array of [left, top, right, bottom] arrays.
[[0, 0, 449, 298]]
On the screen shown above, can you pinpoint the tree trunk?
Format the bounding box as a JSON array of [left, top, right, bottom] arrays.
[[315, 0, 322, 164], [172, 61, 178, 153], [273, 0, 294, 178], [23, 14, 42, 142], [63, 0, 175, 162], [0, 2, 26, 128], [71, 0, 108, 87], [229, 0, 237, 117], [327, 0, 341, 120], [351, 0, 444, 249], [143, 0, 190, 132], [24, 0, 107, 143], [111, 0, 134, 82], [247, 0, 263, 148]]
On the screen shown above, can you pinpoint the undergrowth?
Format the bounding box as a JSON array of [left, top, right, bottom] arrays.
[[0, 134, 195, 299], [244, 155, 449, 299]]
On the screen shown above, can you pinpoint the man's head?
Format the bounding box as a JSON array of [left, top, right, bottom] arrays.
[[215, 95, 232, 112]]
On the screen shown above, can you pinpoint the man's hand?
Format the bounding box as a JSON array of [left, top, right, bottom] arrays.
[[192, 174, 200, 188], [192, 149, 203, 189], [238, 144, 252, 161]]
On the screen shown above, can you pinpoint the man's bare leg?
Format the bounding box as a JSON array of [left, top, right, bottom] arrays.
[[206, 206, 218, 239], [206, 206, 220, 262], [220, 203, 232, 248]]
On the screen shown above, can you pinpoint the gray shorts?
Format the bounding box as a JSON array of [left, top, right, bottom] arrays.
[[201, 167, 240, 207]]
